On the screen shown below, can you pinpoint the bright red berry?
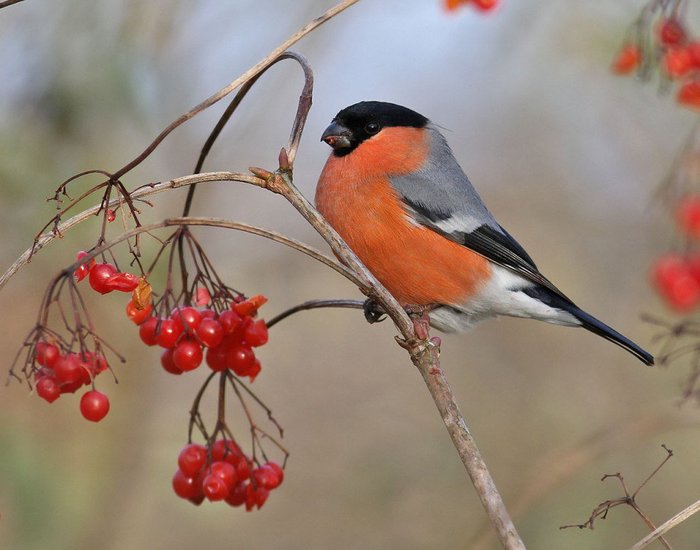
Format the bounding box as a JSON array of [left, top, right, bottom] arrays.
[[205, 344, 228, 372], [212, 439, 242, 462], [79, 390, 110, 422], [233, 295, 267, 317], [196, 318, 224, 348], [88, 263, 118, 294], [35, 341, 60, 368], [225, 482, 247, 507], [54, 353, 84, 386], [219, 309, 243, 334], [202, 473, 229, 501], [106, 209, 116, 222], [172, 469, 203, 500], [74, 251, 96, 282], [245, 483, 269, 511], [652, 254, 700, 311], [170, 306, 203, 333], [226, 345, 255, 376], [139, 316, 159, 346], [178, 444, 207, 477], [210, 461, 238, 490], [253, 464, 282, 490], [172, 339, 203, 372], [103, 272, 140, 293], [36, 376, 61, 403], [155, 318, 183, 348]]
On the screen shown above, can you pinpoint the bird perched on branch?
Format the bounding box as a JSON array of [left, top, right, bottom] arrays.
[[315, 101, 654, 365]]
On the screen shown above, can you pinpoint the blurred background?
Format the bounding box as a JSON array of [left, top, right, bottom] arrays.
[[1, 0, 699, 548]]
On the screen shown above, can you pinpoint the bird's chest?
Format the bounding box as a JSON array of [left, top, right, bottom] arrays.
[[315, 168, 491, 306]]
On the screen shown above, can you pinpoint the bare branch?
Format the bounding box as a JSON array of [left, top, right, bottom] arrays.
[[630, 499, 700, 550]]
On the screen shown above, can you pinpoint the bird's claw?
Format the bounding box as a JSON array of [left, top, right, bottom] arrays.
[[363, 298, 386, 324]]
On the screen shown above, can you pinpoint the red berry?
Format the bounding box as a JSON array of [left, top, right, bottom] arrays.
[[36, 376, 60, 403], [245, 483, 269, 511], [225, 482, 247, 507], [88, 263, 118, 294], [106, 209, 116, 222], [54, 353, 84, 386], [612, 44, 640, 75], [219, 309, 243, 334], [194, 287, 211, 306], [79, 390, 110, 422], [236, 458, 251, 481], [210, 461, 238, 490], [253, 464, 282, 489], [161, 349, 183, 375], [126, 299, 153, 325], [659, 18, 687, 46], [677, 79, 700, 110], [103, 272, 140, 293], [205, 344, 228, 372], [35, 341, 60, 368], [178, 444, 207, 477], [266, 462, 284, 486], [172, 469, 202, 500], [226, 345, 255, 376], [155, 318, 183, 348], [652, 254, 700, 311], [196, 318, 224, 348], [212, 439, 242, 462], [677, 196, 700, 237], [202, 474, 229, 501], [74, 251, 96, 282], [172, 339, 203, 372], [244, 319, 268, 347], [248, 359, 262, 383], [170, 306, 202, 333], [688, 42, 700, 67], [139, 316, 159, 346], [473, 0, 497, 11], [664, 46, 693, 79]]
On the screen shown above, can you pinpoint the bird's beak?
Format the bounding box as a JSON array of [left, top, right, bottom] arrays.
[[321, 121, 353, 150]]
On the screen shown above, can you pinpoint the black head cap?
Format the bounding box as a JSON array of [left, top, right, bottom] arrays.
[[321, 101, 429, 157]]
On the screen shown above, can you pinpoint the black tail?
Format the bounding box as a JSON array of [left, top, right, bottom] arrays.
[[522, 287, 654, 366], [569, 306, 654, 366]]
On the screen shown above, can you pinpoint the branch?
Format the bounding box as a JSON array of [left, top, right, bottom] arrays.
[[630, 499, 700, 550]]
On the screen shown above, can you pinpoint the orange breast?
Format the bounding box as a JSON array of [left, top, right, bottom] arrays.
[[315, 128, 491, 306]]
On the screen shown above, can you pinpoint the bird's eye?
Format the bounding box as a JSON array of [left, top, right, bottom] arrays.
[[365, 122, 380, 135]]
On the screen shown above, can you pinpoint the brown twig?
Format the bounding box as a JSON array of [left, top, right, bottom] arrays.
[[266, 299, 365, 328], [631, 499, 700, 550], [0, 0, 24, 9]]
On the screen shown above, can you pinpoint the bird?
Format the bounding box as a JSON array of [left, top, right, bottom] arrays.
[[315, 101, 654, 366]]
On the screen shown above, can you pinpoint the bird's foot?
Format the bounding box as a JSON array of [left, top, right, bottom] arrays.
[[363, 298, 386, 324]]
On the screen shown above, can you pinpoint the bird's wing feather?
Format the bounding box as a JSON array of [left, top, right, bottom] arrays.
[[390, 126, 573, 303]]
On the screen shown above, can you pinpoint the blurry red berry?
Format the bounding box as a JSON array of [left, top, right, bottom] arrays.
[[139, 316, 159, 346], [233, 295, 267, 317], [89, 263, 118, 294], [212, 439, 242, 462], [664, 46, 693, 79], [245, 483, 269, 511], [106, 209, 116, 222], [178, 444, 207, 477], [36, 376, 60, 403], [659, 18, 687, 46], [194, 288, 211, 306], [248, 359, 262, 383], [676, 196, 700, 238], [35, 341, 60, 368], [80, 390, 110, 422], [172, 339, 203, 372], [473, 0, 497, 11], [196, 318, 224, 348], [161, 348, 183, 375], [652, 254, 700, 311], [612, 44, 640, 75], [54, 353, 83, 386], [253, 463, 282, 490], [74, 250, 96, 282], [677, 79, 700, 110], [126, 299, 153, 325], [219, 309, 243, 334]]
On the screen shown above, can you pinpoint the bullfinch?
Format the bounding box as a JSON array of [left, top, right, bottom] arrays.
[[315, 101, 654, 366]]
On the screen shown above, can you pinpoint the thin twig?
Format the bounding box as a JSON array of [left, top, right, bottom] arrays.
[[630, 499, 700, 550], [266, 299, 364, 328]]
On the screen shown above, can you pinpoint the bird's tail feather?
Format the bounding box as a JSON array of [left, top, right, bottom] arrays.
[[568, 306, 654, 366]]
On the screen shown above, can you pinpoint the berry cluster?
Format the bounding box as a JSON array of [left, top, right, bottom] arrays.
[[33, 342, 111, 421], [131, 294, 268, 380], [173, 439, 284, 510], [444, 0, 497, 13], [613, 5, 700, 110], [651, 196, 700, 311]]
